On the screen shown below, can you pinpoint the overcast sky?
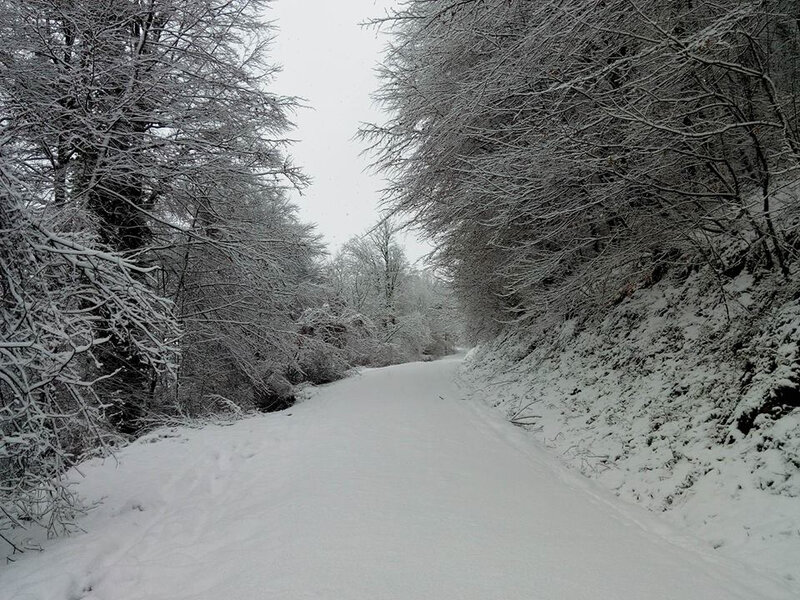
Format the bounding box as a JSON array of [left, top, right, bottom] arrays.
[[268, 0, 432, 265]]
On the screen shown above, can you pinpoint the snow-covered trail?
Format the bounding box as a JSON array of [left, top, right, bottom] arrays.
[[4, 356, 795, 599]]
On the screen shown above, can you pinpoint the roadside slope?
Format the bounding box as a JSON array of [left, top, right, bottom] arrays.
[[4, 357, 794, 599], [463, 267, 800, 588]]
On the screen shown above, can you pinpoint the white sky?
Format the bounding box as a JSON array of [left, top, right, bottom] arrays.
[[267, 0, 432, 265]]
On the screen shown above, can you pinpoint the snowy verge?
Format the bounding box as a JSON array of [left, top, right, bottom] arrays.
[[462, 266, 800, 589]]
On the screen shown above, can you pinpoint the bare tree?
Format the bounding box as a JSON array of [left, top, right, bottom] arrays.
[[327, 218, 459, 362], [366, 0, 800, 335], [0, 162, 178, 546], [0, 0, 304, 428], [0, 0, 321, 546], [331, 218, 407, 329]]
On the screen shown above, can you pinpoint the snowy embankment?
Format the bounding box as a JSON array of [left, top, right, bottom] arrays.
[[3, 357, 796, 599], [463, 268, 800, 591]]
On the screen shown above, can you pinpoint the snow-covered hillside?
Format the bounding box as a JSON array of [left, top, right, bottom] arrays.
[[4, 357, 795, 599], [463, 267, 800, 590]]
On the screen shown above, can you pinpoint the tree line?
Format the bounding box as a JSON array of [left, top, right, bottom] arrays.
[[0, 0, 458, 550], [367, 0, 800, 339]]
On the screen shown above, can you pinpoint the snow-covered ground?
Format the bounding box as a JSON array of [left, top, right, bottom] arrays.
[[3, 356, 796, 599], [462, 268, 800, 592]]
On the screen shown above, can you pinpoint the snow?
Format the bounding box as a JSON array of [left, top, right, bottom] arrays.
[[462, 267, 800, 591], [3, 356, 796, 599]]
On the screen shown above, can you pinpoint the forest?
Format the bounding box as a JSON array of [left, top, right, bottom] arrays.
[[1, 0, 799, 591], [367, 0, 800, 336], [0, 0, 458, 545]]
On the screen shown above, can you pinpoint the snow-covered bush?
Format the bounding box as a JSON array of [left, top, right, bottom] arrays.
[[293, 305, 380, 383], [0, 197, 178, 547], [293, 337, 350, 385], [389, 312, 432, 358]]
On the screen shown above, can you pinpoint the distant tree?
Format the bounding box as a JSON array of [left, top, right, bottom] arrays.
[[399, 268, 462, 356], [330, 218, 408, 329], [328, 218, 460, 362]]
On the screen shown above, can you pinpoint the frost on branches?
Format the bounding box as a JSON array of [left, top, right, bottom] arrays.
[[0, 185, 178, 549]]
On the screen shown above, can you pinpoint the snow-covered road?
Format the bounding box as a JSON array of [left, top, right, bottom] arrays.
[[4, 356, 795, 599]]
